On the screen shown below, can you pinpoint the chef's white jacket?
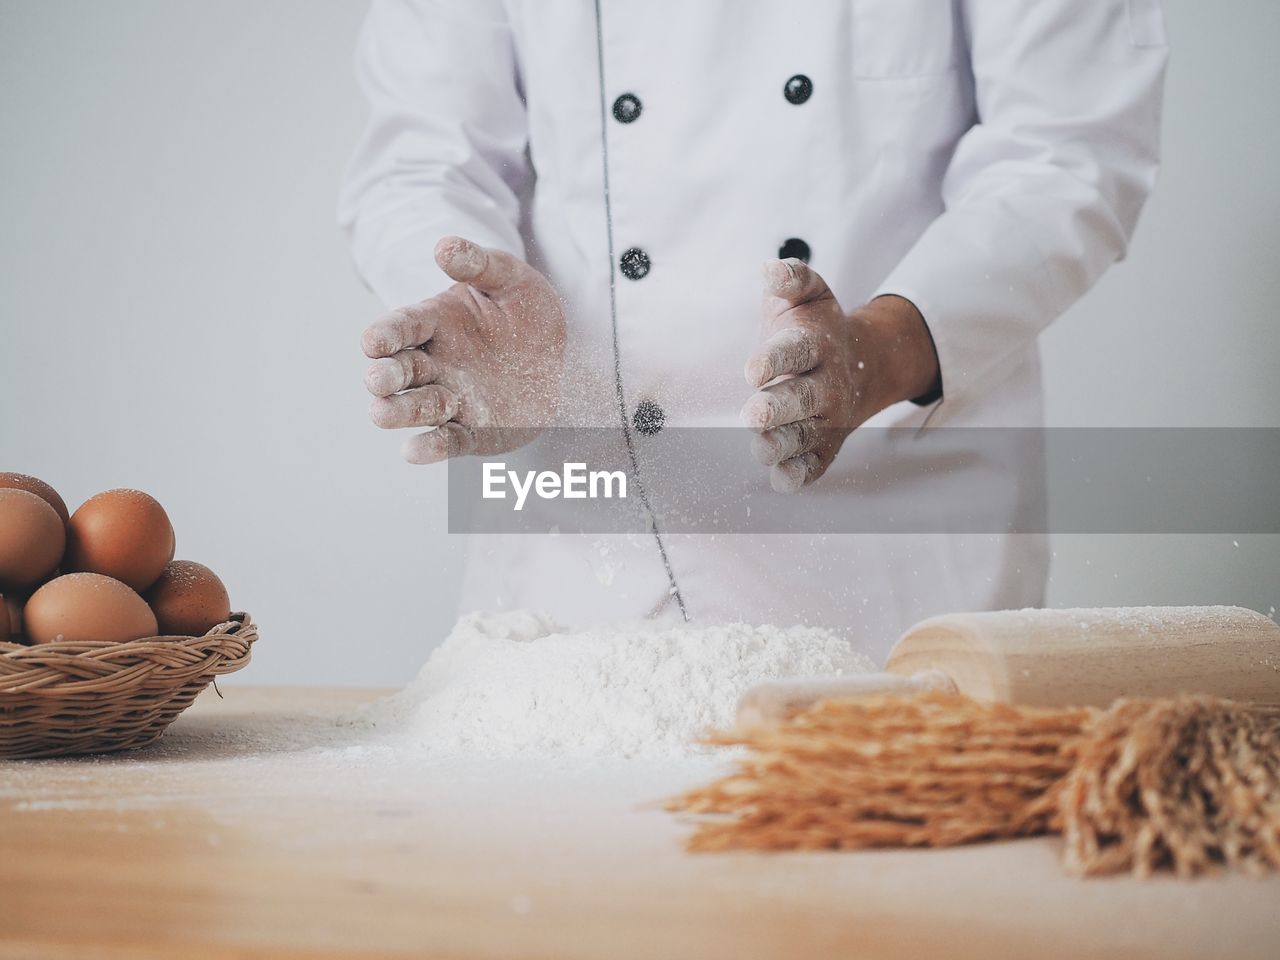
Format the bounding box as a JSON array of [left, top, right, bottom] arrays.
[[339, 0, 1168, 661]]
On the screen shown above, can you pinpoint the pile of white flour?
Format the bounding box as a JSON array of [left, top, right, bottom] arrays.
[[357, 611, 875, 760]]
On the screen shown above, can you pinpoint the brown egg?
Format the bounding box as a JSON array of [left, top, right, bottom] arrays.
[[0, 595, 9, 641], [0, 488, 66, 591], [146, 560, 232, 637], [25, 573, 158, 645], [65, 489, 175, 592], [0, 473, 69, 525]]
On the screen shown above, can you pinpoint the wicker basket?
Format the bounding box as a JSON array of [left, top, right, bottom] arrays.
[[0, 613, 257, 759]]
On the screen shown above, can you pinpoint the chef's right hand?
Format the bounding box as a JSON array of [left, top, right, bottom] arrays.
[[361, 237, 567, 464]]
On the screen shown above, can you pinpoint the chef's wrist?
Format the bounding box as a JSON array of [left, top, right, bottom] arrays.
[[864, 294, 942, 407]]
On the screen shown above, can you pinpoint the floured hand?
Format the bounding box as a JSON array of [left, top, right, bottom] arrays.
[[740, 259, 940, 493], [362, 237, 567, 464]]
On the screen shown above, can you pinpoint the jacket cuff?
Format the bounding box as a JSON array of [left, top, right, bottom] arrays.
[[352, 222, 519, 310], [871, 205, 1063, 426]]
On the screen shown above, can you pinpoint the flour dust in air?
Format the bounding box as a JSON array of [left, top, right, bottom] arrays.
[[357, 611, 875, 760]]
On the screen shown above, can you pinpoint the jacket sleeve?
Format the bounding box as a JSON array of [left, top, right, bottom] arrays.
[[338, 0, 530, 308], [872, 0, 1169, 422]]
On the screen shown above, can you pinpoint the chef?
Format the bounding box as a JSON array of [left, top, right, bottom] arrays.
[[339, 0, 1168, 662]]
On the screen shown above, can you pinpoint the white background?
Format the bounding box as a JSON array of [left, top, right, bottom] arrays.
[[2, 1, 1276, 686]]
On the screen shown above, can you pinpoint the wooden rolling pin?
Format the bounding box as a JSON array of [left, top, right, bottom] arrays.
[[738, 606, 1280, 727]]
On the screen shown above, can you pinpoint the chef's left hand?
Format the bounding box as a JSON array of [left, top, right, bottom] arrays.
[[741, 259, 941, 493]]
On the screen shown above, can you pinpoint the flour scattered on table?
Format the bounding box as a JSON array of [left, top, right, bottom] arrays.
[[357, 611, 875, 759]]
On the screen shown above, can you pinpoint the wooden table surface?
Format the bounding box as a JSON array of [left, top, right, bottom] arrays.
[[1, 685, 1277, 960]]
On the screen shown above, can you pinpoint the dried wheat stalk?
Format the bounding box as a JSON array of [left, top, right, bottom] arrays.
[[668, 692, 1280, 877], [1058, 696, 1280, 877]]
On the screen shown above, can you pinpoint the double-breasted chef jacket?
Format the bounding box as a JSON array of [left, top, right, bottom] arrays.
[[339, 0, 1168, 662]]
